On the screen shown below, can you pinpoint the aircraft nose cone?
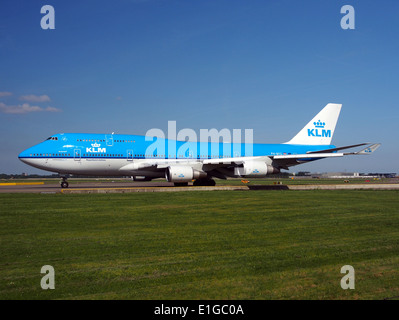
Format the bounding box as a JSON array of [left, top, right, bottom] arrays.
[[18, 148, 32, 164], [19, 157, 28, 165]]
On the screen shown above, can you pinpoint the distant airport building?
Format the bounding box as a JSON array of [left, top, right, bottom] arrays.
[[310, 172, 396, 179], [367, 173, 397, 178]]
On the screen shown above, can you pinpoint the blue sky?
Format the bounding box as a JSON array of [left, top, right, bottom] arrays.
[[1, 0, 398, 174]]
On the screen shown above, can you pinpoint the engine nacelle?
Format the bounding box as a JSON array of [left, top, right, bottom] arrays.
[[165, 166, 207, 182], [234, 161, 280, 178]]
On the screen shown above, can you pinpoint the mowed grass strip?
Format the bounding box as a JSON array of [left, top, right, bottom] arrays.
[[0, 190, 398, 300]]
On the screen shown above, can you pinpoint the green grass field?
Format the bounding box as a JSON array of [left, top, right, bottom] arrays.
[[1, 177, 396, 186], [1, 190, 398, 300]]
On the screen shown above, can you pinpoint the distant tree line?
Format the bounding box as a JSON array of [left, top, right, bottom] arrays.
[[0, 173, 60, 179], [1, 172, 294, 180], [0, 173, 128, 179]]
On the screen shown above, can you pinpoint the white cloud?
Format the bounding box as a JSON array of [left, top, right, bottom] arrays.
[[0, 102, 61, 114], [44, 106, 61, 113], [19, 94, 51, 103], [0, 92, 12, 97]]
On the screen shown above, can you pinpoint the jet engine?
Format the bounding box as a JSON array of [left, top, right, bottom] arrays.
[[165, 166, 207, 182], [234, 161, 280, 178]]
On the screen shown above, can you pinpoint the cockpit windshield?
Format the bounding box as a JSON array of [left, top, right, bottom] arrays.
[[46, 136, 58, 141]]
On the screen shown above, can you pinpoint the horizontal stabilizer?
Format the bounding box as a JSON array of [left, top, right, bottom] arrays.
[[344, 143, 381, 155]]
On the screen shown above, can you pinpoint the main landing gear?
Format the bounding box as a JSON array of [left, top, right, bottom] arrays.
[[193, 179, 216, 186], [60, 177, 69, 188], [173, 179, 216, 187], [174, 182, 189, 187]]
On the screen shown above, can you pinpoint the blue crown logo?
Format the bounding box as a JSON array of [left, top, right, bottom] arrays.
[[178, 174, 185, 178], [314, 120, 325, 128], [253, 169, 260, 174]]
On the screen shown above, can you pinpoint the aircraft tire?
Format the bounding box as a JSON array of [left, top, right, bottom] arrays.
[[174, 182, 189, 187], [61, 181, 69, 188], [194, 179, 216, 186]]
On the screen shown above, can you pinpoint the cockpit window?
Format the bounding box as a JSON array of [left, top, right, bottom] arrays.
[[46, 136, 58, 141]]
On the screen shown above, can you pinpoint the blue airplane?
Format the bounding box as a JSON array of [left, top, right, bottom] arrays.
[[18, 103, 380, 188]]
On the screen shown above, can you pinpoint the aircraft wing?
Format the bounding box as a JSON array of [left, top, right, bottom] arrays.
[[270, 153, 344, 169], [201, 153, 345, 173], [202, 156, 270, 166], [118, 161, 158, 173], [119, 143, 381, 175]]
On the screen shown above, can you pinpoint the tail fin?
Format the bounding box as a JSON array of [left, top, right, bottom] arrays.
[[285, 103, 342, 145]]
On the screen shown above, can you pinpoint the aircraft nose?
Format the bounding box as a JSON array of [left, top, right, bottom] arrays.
[[18, 148, 32, 164]]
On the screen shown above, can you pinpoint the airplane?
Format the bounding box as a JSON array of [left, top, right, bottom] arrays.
[[18, 103, 380, 188]]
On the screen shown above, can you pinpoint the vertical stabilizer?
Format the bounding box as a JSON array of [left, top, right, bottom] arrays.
[[285, 103, 342, 145]]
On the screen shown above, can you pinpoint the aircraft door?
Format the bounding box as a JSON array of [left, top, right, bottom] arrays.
[[106, 135, 114, 146], [127, 149, 133, 161], [74, 149, 81, 161]]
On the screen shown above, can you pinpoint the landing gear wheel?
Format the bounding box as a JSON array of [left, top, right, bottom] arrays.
[[60, 176, 69, 188], [61, 181, 69, 188], [174, 182, 189, 187], [193, 179, 216, 186]]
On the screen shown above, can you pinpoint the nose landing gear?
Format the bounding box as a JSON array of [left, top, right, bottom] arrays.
[[60, 177, 69, 188]]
